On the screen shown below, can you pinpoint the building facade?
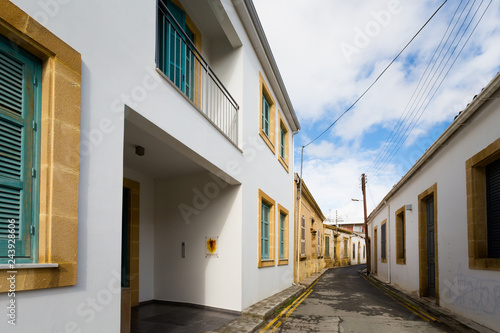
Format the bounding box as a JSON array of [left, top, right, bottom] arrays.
[[294, 175, 326, 282], [323, 225, 353, 267], [368, 73, 500, 331], [0, 0, 300, 332]]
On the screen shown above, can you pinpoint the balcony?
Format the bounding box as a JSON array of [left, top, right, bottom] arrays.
[[156, 0, 239, 145]]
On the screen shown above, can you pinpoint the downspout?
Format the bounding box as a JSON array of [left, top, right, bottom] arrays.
[[384, 200, 391, 284]]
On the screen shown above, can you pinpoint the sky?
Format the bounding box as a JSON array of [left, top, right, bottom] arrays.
[[253, 0, 500, 223]]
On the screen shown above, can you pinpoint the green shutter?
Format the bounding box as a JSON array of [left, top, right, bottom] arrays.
[[0, 35, 41, 263], [280, 127, 285, 159], [261, 203, 270, 260], [279, 213, 285, 259], [262, 96, 270, 137]]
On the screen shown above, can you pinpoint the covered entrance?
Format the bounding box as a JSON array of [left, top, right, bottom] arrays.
[[120, 109, 241, 331]]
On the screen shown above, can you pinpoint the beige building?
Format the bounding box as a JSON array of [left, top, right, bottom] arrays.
[[323, 225, 353, 267], [294, 175, 327, 282]]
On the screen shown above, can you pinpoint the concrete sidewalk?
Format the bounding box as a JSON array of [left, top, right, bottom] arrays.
[[204, 268, 328, 333], [366, 272, 497, 333]]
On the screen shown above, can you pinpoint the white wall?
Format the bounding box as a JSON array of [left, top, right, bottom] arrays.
[[369, 95, 500, 330], [154, 172, 242, 311], [350, 235, 366, 265]]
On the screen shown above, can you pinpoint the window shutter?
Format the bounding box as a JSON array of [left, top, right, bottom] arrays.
[[487, 158, 500, 258], [0, 39, 40, 261], [261, 203, 270, 260]]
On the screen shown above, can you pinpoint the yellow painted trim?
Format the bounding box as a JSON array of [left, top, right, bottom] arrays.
[[381, 220, 387, 263], [0, 1, 81, 292], [258, 189, 275, 268], [395, 206, 406, 265], [278, 111, 289, 172], [466, 137, 500, 271], [278, 204, 289, 265], [123, 179, 140, 306], [259, 72, 276, 154], [417, 183, 439, 302]]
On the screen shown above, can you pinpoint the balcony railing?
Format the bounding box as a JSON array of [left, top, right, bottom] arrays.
[[157, 1, 239, 145]]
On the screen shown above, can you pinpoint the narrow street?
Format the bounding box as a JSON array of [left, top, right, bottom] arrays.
[[262, 265, 453, 333]]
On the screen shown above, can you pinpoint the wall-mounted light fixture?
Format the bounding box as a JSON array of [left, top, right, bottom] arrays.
[[135, 145, 145, 156], [406, 204, 412, 211]]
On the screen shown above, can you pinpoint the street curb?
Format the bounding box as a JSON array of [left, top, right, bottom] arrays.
[[364, 274, 497, 333], [205, 268, 329, 333]]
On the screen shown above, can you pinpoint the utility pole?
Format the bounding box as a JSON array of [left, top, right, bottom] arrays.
[[361, 173, 371, 275]]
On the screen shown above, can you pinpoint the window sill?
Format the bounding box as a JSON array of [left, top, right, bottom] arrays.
[[0, 263, 59, 270], [278, 259, 288, 266], [259, 130, 275, 154], [258, 259, 275, 268], [278, 156, 289, 172]]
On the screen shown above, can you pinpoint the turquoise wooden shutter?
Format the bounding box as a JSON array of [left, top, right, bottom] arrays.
[[0, 35, 41, 263], [261, 202, 270, 259], [262, 96, 270, 136], [280, 127, 285, 159], [279, 213, 285, 259]]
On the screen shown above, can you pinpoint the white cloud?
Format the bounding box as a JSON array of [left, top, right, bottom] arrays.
[[255, 0, 500, 216]]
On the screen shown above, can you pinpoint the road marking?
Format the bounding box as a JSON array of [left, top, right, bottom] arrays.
[[259, 281, 318, 332], [362, 274, 439, 323]]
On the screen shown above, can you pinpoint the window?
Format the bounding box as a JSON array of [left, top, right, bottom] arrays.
[[157, 0, 201, 101], [300, 216, 305, 256], [262, 96, 271, 136], [486, 159, 500, 258], [344, 239, 348, 257], [261, 202, 270, 259], [0, 36, 41, 263], [395, 206, 406, 264], [0, 1, 81, 293], [258, 189, 275, 267], [363, 245, 366, 259], [334, 237, 337, 260], [353, 243, 356, 259], [278, 205, 289, 265], [259, 72, 276, 153], [381, 221, 387, 262], [466, 138, 500, 270], [325, 236, 330, 257], [278, 113, 289, 171]]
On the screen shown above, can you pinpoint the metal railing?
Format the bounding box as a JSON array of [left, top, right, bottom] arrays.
[[157, 1, 239, 144]]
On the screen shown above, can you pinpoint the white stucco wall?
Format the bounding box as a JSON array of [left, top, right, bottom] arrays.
[[368, 91, 500, 331], [0, 1, 297, 331]]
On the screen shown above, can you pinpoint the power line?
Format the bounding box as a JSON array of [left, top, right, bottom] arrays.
[[302, 0, 448, 148], [369, 0, 490, 180], [367, 0, 467, 175]]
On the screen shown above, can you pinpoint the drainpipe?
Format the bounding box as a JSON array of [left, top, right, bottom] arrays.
[[384, 200, 391, 284]]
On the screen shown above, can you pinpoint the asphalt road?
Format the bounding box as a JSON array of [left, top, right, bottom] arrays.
[[263, 265, 454, 333]]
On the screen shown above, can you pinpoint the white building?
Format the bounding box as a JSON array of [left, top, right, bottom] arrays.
[[368, 73, 500, 331], [0, 0, 300, 331], [350, 233, 366, 266]]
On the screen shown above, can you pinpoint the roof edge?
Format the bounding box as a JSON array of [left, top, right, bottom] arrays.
[[234, 0, 301, 132]]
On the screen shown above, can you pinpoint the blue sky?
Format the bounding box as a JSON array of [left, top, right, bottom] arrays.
[[253, 0, 500, 221]]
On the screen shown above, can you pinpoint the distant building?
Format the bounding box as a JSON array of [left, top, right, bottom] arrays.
[[323, 225, 354, 267], [294, 175, 326, 282]]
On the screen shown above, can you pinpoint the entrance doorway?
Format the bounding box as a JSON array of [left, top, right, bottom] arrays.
[[121, 179, 140, 332], [374, 228, 378, 274], [418, 184, 438, 302]]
